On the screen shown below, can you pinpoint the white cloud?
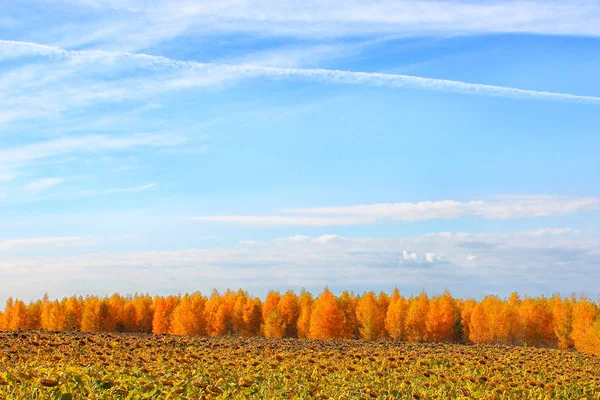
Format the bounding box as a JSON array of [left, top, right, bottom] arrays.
[[517, 227, 583, 236], [192, 197, 600, 226], [0, 236, 82, 251], [281, 235, 311, 243], [239, 240, 265, 246], [75, 183, 156, 196], [402, 249, 418, 261], [23, 177, 65, 192], [189, 216, 374, 226], [313, 234, 343, 244], [284, 196, 600, 222], [36, 0, 600, 49], [1, 39, 599, 118], [273, 234, 343, 244], [0, 171, 17, 182], [0, 134, 186, 168], [107, 183, 156, 193], [224, 43, 361, 69]]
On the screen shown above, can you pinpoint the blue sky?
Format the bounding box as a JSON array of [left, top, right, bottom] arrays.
[[1, 0, 599, 303]]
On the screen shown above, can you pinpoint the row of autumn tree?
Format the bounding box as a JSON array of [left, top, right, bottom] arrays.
[[1, 288, 599, 355]]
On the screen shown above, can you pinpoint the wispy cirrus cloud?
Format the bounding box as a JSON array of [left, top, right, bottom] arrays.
[[23, 177, 65, 193], [0, 134, 186, 168], [1, 38, 599, 128], [26, 0, 600, 52], [75, 183, 156, 197], [284, 196, 600, 220], [0, 170, 17, 182], [191, 196, 600, 226], [189, 216, 373, 226], [0, 236, 82, 252]]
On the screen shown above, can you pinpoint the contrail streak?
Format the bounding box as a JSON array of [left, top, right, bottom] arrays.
[[2, 39, 599, 105]]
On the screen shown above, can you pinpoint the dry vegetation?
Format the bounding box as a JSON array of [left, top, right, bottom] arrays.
[[1, 330, 599, 399]]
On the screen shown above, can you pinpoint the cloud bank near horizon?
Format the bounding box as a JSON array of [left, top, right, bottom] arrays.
[[191, 196, 600, 226], [0, 228, 597, 303]]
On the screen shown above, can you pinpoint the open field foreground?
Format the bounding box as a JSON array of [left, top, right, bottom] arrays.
[[1, 331, 599, 399]]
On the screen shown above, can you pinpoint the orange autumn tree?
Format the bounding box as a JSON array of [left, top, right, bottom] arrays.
[[5, 299, 31, 331], [296, 289, 313, 338], [278, 291, 300, 338], [571, 296, 599, 354], [469, 296, 504, 344], [2, 288, 600, 356], [468, 301, 487, 344], [263, 310, 285, 338], [469, 295, 521, 345], [497, 301, 521, 345], [41, 297, 63, 331], [242, 296, 263, 336], [458, 299, 476, 343], [426, 291, 458, 342], [309, 288, 342, 339], [205, 290, 236, 337], [386, 289, 409, 340], [405, 292, 430, 342], [519, 297, 555, 347], [551, 294, 574, 350], [169, 292, 207, 336], [63, 296, 84, 331], [131, 294, 153, 333], [152, 295, 179, 334], [356, 292, 385, 340], [81, 297, 113, 332], [338, 291, 358, 339], [262, 291, 284, 338], [27, 300, 42, 330], [232, 290, 249, 335], [376, 292, 390, 338]]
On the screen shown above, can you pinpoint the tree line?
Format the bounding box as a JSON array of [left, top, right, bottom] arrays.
[[1, 288, 599, 356]]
